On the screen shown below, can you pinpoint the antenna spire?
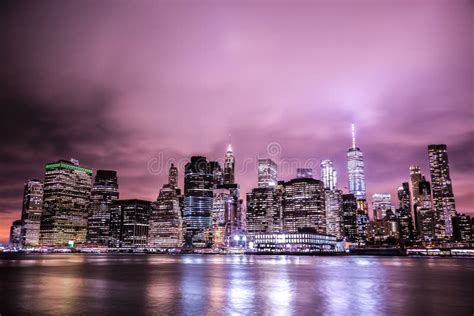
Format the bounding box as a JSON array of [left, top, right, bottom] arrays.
[[351, 124, 356, 148]]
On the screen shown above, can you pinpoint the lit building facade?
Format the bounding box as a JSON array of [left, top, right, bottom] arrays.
[[282, 178, 326, 235], [148, 164, 183, 249], [109, 199, 151, 248], [246, 187, 280, 237], [86, 170, 119, 246], [347, 124, 366, 200], [251, 232, 338, 252], [409, 165, 422, 230], [296, 168, 313, 179], [342, 194, 358, 241], [258, 158, 278, 188], [21, 179, 43, 247], [223, 143, 235, 185], [415, 177, 435, 241], [320, 160, 337, 190], [428, 144, 456, 239], [39, 159, 92, 247], [324, 189, 343, 239], [184, 156, 214, 246], [372, 193, 392, 221], [9, 220, 22, 249], [397, 182, 414, 242], [452, 213, 472, 242]]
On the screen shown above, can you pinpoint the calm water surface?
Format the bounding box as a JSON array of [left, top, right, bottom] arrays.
[[0, 254, 473, 315]]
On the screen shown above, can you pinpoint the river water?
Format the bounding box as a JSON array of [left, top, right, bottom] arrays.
[[0, 254, 473, 315]]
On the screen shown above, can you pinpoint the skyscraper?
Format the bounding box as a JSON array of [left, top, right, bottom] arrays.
[[372, 193, 392, 221], [342, 194, 358, 241], [86, 170, 119, 246], [184, 156, 214, 246], [21, 179, 43, 247], [9, 220, 22, 249], [347, 124, 366, 200], [258, 158, 278, 188], [409, 166, 422, 222], [428, 144, 456, 239], [415, 176, 435, 241], [109, 199, 151, 248], [39, 159, 92, 247], [223, 143, 235, 185], [320, 160, 337, 190], [148, 164, 183, 249], [325, 189, 343, 239], [282, 178, 326, 235], [397, 182, 414, 242], [246, 187, 280, 237], [296, 168, 313, 179]]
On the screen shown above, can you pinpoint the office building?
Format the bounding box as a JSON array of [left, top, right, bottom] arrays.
[[9, 220, 22, 249], [452, 213, 472, 242], [415, 177, 435, 241], [325, 189, 343, 239], [342, 194, 358, 241], [109, 199, 151, 248], [251, 232, 338, 252], [86, 170, 119, 246], [347, 124, 366, 200], [320, 160, 337, 190], [184, 156, 214, 246], [257, 158, 278, 188], [428, 144, 456, 239], [21, 179, 43, 247], [39, 159, 92, 247], [372, 193, 392, 221], [296, 168, 313, 179], [246, 187, 281, 237], [282, 178, 326, 235], [397, 183, 414, 242]]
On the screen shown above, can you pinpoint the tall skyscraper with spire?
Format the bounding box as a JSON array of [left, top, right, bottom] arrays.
[[347, 124, 366, 200], [223, 140, 235, 185]]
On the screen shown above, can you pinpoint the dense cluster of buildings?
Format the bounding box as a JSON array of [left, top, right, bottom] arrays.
[[8, 125, 473, 252]]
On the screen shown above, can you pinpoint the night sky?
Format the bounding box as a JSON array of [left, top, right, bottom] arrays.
[[0, 1, 473, 243]]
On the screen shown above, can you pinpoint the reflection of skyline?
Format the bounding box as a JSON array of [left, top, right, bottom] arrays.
[[2, 254, 474, 315]]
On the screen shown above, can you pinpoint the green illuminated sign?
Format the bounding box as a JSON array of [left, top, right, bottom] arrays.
[[45, 163, 93, 175]]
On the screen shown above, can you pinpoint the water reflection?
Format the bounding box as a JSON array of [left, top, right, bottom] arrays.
[[1, 254, 473, 315]]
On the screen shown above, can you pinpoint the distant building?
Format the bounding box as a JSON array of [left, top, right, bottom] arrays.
[[296, 168, 313, 179], [342, 194, 358, 241], [184, 156, 214, 246], [325, 189, 343, 239], [452, 213, 472, 242], [109, 199, 151, 248], [257, 158, 278, 188], [209, 161, 224, 188], [428, 144, 456, 239], [320, 160, 337, 190], [372, 193, 392, 221], [39, 159, 92, 247], [148, 164, 183, 249], [86, 170, 119, 246], [409, 165, 422, 234], [397, 183, 414, 242], [347, 124, 366, 200], [415, 177, 435, 242], [223, 143, 235, 185], [21, 179, 43, 247], [282, 178, 326, 235], [211, 185, 242, 247], [9, 220, 22, 249]]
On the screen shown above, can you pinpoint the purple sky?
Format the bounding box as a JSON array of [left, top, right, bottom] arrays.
[[0, 1, 473, 242]]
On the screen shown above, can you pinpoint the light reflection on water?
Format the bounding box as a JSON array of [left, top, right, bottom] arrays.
[[1, 254, 473, 315]]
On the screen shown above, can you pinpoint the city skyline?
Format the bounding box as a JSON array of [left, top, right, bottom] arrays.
[[1, 1, 473, 243]]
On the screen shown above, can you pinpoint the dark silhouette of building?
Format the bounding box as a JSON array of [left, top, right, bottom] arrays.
[[109, 199, 151, 248], [21, 179, 43, 247], [397, 182, 414, 243], [452, 213, 472, 242], [86, 170, 119, 246], [342, 194, 358, 241]]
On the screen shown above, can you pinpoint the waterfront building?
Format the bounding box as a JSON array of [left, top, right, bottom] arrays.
[[325, 189, 343, 239], [21, 179, 43, 247], [246, 187, 280, 237], [296, 168, 313, 179], [342, 194, 358, 241], [9, 220, 22, 249], [148, 164, 183, 249], [258, 158, 278, 188], [251, 232, 337, 252], [397, 183, 414, 242], [282, 178, 326, 235], [109, 199, 151, 248], [452, 213, 472, 242], [347, 124, 366, 200], [211, 185, 242, 248], [39, 159, 92, 247], [372, 193, 392, 221], [86, 170, 119, 246], [320, 160, 337, 190], [356, 209, 370, 242], [184, 156, 214, 246], [223, 143, 235, 185], [428, 144, 456, 239], [415, 177, 435, 241]]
